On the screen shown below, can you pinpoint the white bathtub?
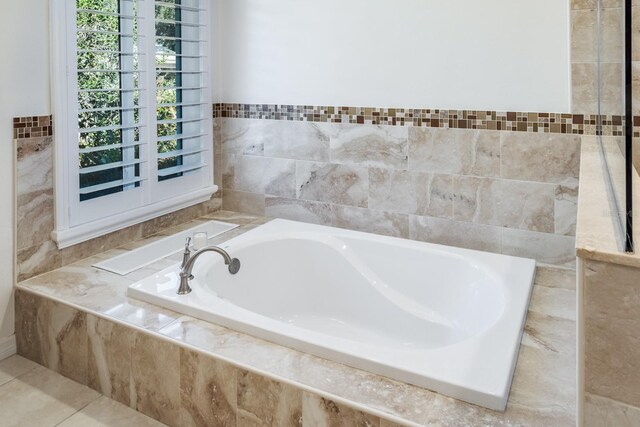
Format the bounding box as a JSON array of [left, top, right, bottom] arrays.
[[127, 219, 535, 410]]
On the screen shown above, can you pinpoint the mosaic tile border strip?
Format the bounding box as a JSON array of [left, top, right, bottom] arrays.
[[15, 110, 640, 138], [13, 115, 53, 139], [214, 103, 639, 137]]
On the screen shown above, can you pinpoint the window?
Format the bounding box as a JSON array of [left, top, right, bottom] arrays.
[[51, 0, 214, 248]]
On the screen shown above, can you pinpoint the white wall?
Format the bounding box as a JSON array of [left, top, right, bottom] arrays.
[[0, 0, 51, 339], [217, 0, 570, 112]]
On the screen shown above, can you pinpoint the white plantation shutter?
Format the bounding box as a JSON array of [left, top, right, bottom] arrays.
[[152, 0, 210, 184], [51, 0, 214, 247]]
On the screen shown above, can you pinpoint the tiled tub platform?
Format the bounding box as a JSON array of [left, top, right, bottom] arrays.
[[15, 211, 577, 427]]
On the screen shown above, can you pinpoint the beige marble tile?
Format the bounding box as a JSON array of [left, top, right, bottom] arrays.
[[180, 348, 237, 427], [506, 344, 576, 421], [302, 392, 380, 427], [60, 223, 144, 266], [140, 204, 207, 238], [502, 228, 576, 267], [159, 316, 299, 373], [369, 168, 453, 218], [15, 290, 88, 384], [17, 240, 63, 282], [555, 180, 580, 236], [223, 154, 296, 197], [265, 196, 333, 225], [237, 369, 303, 427], [408, 128, 500, 177], [296, 162, 368, 208], [0, 355, 39, 387], [453, 177, 556, 233], [131, 331, 180, 426], [0, 365, 100, 427], [87, 315, 133, 406], [263, 120, 332, 162], [500, 133, 581, 184], [529, 285, 576, 321], [584, 260, 640, 407], [218, 118, 266, 156], [522, 311, 576, 357], [205, 210, 264, 226], [15, 136, 53, 196], [222, 189, 266, 216], [585, 393, 640, 427], [57, 396, 166, 427], [331, 205, 409, 238], [16, 189, 54, 250], [534, 266, 576, 290], [409, 215, 502, 253], [330, 124, 408, 169]]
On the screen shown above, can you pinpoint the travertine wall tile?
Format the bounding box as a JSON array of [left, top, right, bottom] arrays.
[[131, 332, 181, 426], [222, 189, 266, 216], [331, 205, 409, 239], [15, 290, 88, 385], [265, 197, 333, 226], [237, 370, 303, 427], [87, 315, 133, 406], [409, 128, 500, 177], [453, 177, 556, 233], [410, 215, 502, 253], [264, 121, 332, 162], [219, 117, 578, 265], [369, 168, 453, 218], [584, 260, 640, 408], [585, 393, 640, 427], [501, 133, 581, 184], [503, 228, 576, 267], [180, 348, 237, 427], [572, 63, 598, 114], [218, 117, 266, 156], [223, 154, 296, 197], [330, 124, 408, 169], [296, 162, 369, 208], [302, 392, 380, 427]]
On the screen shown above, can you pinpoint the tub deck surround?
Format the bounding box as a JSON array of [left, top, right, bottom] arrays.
[[128, 219, 536, 411], [15, 210, 576, 426], [215, 116, 580, 268]]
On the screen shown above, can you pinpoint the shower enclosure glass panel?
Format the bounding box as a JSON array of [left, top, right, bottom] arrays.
[[596, 0, 633, 252]]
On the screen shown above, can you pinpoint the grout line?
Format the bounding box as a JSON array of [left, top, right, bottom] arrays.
[[53, 395, 103, 427]]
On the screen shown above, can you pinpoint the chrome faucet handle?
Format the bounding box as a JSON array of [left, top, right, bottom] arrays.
[[181, 237, 193, 278]]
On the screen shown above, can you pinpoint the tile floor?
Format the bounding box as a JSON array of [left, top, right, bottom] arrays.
[[0, 355, 165, 427]]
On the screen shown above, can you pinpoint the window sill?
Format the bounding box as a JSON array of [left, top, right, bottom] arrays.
[[52, 185, 218, 249]]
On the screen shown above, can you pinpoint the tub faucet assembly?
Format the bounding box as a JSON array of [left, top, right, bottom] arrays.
[[177, 238, 241, 295]]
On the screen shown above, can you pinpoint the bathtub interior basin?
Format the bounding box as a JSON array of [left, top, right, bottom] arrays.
[[127, 219, 536, 411]]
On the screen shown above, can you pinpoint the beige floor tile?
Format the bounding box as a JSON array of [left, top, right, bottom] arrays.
[[0, 365, 100, 427], [0, 355, 39, 387], [57, 396, 167, 427]]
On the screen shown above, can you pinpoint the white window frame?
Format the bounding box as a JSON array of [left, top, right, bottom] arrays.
[[50, 0, 216, 249]]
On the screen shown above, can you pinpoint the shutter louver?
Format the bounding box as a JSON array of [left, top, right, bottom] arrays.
[[76, 0, 145, 202], [155, 0, 209, 182]]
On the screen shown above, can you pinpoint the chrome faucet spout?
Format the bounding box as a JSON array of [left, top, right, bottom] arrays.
[[177, 245, 240, 295]]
